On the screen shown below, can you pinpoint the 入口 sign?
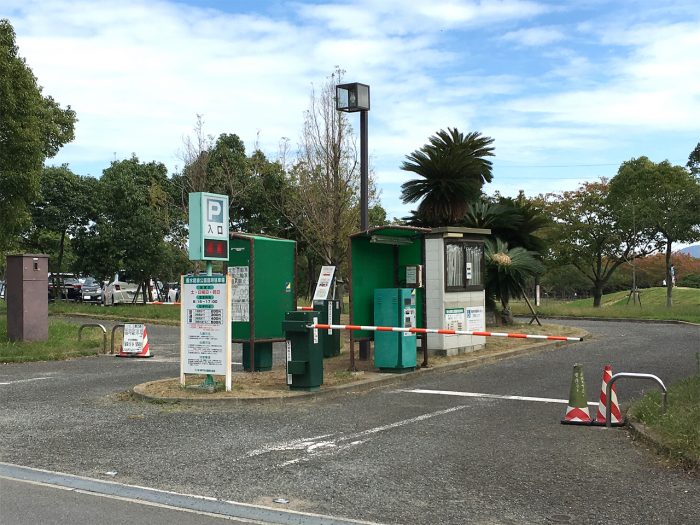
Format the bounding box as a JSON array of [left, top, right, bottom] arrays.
[[203, 195, 227, 240], [188, 192, 230, 261]]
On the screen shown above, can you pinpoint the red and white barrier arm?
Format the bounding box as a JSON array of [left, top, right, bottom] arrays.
[[310, 323, 583, 342], [296, 306, 314, 311]]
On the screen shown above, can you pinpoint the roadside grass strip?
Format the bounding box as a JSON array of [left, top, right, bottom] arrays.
[[628, 374, 700, 464], [0, 318, 102, 363]]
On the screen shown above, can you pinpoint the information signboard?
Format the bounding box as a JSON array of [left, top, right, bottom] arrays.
[[312, 266, 336, 301], [465, 306, 485, 332], [122, 323, 145, 354], [180, 275, 232, 391]]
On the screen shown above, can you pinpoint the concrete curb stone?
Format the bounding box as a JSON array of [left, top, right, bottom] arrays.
[[132, 337, 577, 405]]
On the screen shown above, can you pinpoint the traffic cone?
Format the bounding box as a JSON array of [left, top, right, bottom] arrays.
[[117, 325, 153, 358], [593, 364, 623, 426], [561, 364, 592, 425]]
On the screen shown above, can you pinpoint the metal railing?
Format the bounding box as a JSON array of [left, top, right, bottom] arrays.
[[78, 323, 107, 354], [607, 372, 667, 428], [110, 324, 125, 355]]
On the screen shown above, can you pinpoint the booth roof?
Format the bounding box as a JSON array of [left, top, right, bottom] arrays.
[[230, 232, 296, 244], [350, 225, 431, 239]]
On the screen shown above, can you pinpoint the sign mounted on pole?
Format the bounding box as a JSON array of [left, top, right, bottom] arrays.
[[188, 192, 229, 261], [180, 274, 232, 391], [312, 266, 336, 301]]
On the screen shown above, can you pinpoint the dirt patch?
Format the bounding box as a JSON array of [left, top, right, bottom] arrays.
[[135, 323, 587, 401]]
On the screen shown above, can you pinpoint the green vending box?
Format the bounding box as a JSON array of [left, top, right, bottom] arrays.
[[374, 288, 417, 372], [312, 299, 341, 358], [229, 233, 296, 371], [282, 310, 323, 391]]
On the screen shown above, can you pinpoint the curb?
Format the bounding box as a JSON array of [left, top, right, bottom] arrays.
[[131, 336, 580, 405], [530, 315, 699, 326], [627, 420, 700, 473]]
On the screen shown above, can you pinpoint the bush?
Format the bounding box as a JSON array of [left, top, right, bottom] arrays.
[[678, 273, 700, 288]]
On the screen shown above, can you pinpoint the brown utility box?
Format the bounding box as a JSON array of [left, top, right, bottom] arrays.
[[6, 255, 49, 341]]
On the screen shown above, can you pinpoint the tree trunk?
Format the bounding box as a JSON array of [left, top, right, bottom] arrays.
[[665, 239, 673, 308], [592, 285, 604, 307]]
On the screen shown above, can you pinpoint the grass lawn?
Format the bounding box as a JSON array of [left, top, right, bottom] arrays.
[[0, 315, 104, 363], [512, 287, 700, 324], [48, 301, 180, 324], [628, 374, 700, 467]]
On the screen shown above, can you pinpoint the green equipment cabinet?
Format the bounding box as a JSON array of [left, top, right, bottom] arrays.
[[374, 288, 417, 372], [228, 233, 296, 371], [312, 299, 341, 357], [282, 310, 323, 391]]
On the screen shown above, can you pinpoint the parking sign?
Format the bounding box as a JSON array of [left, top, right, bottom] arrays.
[[188, 192, 229, 261]]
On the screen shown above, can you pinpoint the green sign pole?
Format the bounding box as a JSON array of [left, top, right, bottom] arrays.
[[200, 261, 217, 392]]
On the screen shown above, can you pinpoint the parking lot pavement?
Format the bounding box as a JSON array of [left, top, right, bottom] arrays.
[[1, 319, 698, 524]]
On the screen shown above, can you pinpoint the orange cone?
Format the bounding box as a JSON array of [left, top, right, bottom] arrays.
[[117, 324, 153, 358], [561, 364, 592, 425], [593, 364, 622, 426]]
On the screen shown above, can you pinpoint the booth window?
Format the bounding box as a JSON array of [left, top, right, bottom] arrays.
[[445, 241, 484, 291]]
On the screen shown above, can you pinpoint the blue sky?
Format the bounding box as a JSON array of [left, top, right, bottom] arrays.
[[3, 0, 699, 221]]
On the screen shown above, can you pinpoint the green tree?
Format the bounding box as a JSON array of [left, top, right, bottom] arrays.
[[74, 156, 177, 301], [543, 179, 655, 307], [0, 19, 76, 251], [687, 142, 700, 176], [609, 157, 700, 307], [285, 68, 380, 288], [26, 166, 93, 273], [461, 193, 548, 254], [400, 128, 494, 226], [485, 239, 544, 324]]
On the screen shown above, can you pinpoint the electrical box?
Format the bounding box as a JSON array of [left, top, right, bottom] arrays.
[[373, 288, 416, 372], [6, 255, 49, 342], [228, 233, 296, 371]]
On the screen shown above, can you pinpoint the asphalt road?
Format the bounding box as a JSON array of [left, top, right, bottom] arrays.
[[1, 318, 698, 524]]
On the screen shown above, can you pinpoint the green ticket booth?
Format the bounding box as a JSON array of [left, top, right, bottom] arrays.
[[228, 233, 296, 371], [349, 226, 430, 370]]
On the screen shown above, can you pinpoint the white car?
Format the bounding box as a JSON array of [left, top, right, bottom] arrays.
[[102, 279, 139, 305]]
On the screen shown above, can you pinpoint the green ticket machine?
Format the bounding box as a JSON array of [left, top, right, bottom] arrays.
[[374, 288, 417, 372], [282, 310, 323, 391]]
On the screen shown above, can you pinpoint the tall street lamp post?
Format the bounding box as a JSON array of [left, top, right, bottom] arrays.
[[336, 82, 370, 360], [336, 82, 370, 230]]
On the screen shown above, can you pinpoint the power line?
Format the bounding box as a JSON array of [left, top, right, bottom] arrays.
[[494, 163, 618, 168]]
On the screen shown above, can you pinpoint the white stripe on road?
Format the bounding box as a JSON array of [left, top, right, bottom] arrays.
[[399, 388, 598, 406], [0, 377, 53, 386], [245, 405, 469, 467]]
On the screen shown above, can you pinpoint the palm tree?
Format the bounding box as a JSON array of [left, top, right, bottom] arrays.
[[485, 239, 544, 324], [461, 196, 549, 254], [400, 128, 494, 226]]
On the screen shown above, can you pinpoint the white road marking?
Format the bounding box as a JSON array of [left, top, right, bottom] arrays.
[[246, 405, 468, 467], [0, 462, 385, 525], [399, 388, 598, 406], [0, 377, 53, 386]]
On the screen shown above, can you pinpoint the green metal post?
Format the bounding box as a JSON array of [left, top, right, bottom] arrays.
[[201, 261, 216, 392]]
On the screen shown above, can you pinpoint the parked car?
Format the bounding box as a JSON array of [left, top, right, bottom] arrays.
[[80, 277, 103, 304], [48, 274, 82, 301], [0, 280, 5, 300], [103, 278, 139, 305]]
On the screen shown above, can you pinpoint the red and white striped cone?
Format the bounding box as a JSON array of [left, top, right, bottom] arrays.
[[117, 325, 153, 358], [593, 364, 623, 426], [561, 364, 592, 425]]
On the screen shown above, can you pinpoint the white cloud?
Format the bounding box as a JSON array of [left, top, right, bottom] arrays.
[[3, 0, 698, 218], [501, 26, 566, 46]]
